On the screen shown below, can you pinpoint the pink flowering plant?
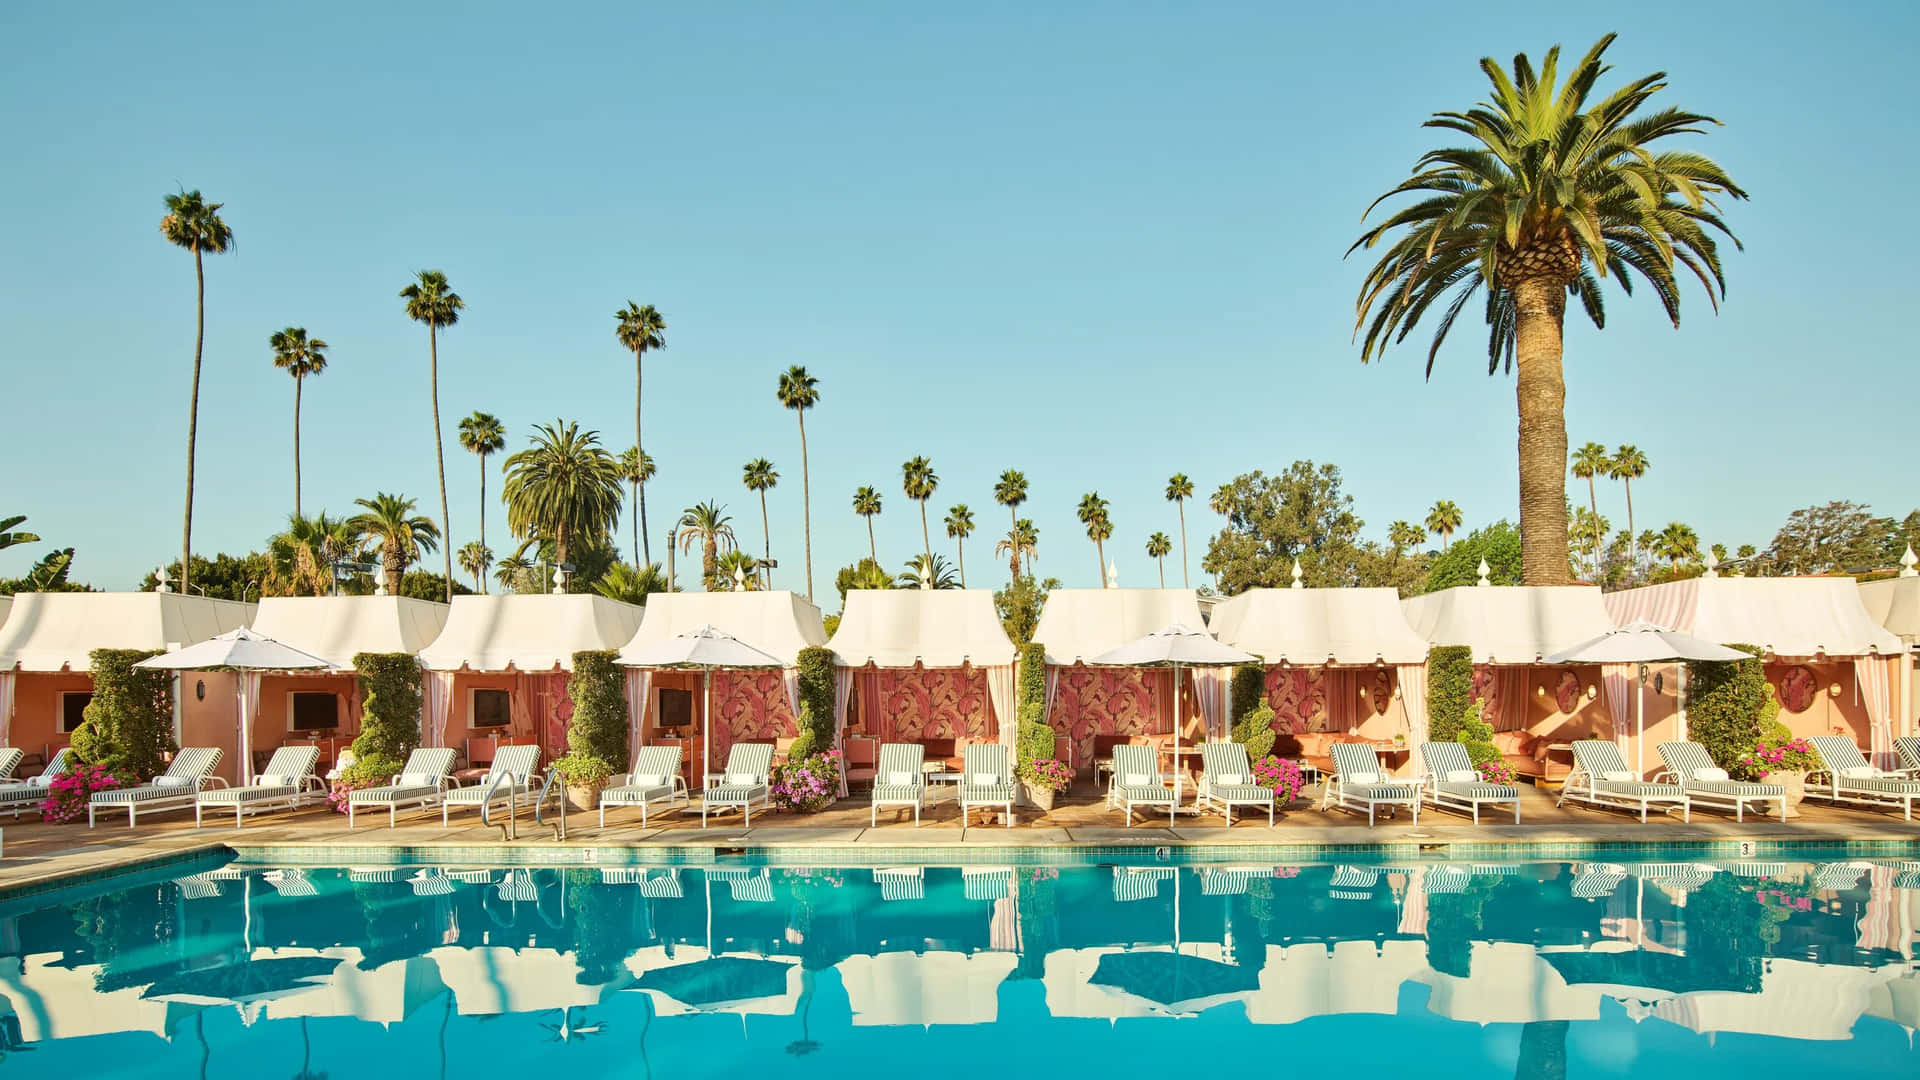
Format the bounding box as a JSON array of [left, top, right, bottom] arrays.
[[1021, 758, 1074, 793], [1476, 760, 1518, 787], [1732, 735, 1817, 781], [40, 763, 122, 823], [1251, 755, 1306, 803], [770, 749, 842, 813]]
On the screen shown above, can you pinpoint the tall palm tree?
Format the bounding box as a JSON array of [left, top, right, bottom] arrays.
[[714, 549, 761, 590], [457, 540, 492, 593], [678, 501, 736, 588], [901, 456, 939, 569], [944, 505, 974, 587], [614, 302, 667, 564], [742, 458, 778, 588], [996, 519, 1037, 579], [1351, 35, 1745, 585], [776, 366, 820, 602], [1388, 520, 1426, 558], [400, 270, 466, 601], [269, 328, 328, 518], [1655, 521, 1699, 571], [266, 511, 360, 597], [1077, 492, 1112, 585], [993, 469, 1029, 578], [458, 412, 505, 592], [852, 486, 883, 563], [349, 493, 441, 591], [1164, 473, 1194, 588], [1426, 500, 1463, 552], [1146, 531, 1173, 587], [494, 555, 533, 592], [160, 189, 233, 592], [1609, 444, 1649, 566], [619, 446, 657, 568], [501, 420, 624, 565], [1570, 442, 1613, 570]]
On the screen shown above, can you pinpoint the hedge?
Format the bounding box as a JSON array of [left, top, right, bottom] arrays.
[[344, 652, 424, 784], [1427, 645, 1474, 744], [556, 650, 628, 782], [1229, 662, 1277, 759], [1687, 643, 1768, 770], [789, 646, 837, 758], [1015, 641, 1055, 778], [71, 648, 175, 782]]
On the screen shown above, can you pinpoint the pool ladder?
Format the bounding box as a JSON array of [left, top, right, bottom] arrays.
[[475, 768, 568, 841]]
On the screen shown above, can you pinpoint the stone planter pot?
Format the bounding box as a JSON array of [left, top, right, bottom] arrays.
[[1774, 769, 1808, 819], [565, 780, 605, 813], [1023, 782, 1058, 813]]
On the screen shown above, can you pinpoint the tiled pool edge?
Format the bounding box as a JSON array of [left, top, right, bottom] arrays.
[[0, 842, 231, 905]]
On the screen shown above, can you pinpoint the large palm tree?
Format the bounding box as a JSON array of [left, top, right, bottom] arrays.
[[1164, 473, 1194, 588], [993, 469, 1029, 578], [742, 458, 778, 588], [1077, 492, 1112, 586], [266, 511, 360, 597], [1609, 444, 1649, 567], [270, 328, 328, 518], [1388, 520, 1426, 557], [1426, 500, 1463, 552], [458, 412, 505, 592], [594, 561, 673, 605], [160, 189, 233, 592], [349, 494, 441, 591], [1570, 441, 1613, 571], [776, 366, 820, 602], [1146, 531, 1173, 587], [614, 302, 667, 564], [1351, 35, 1745, 585], [457, 540, 492, 593], [678, 501, 736, 588], [944, 505, 974, 588], [1655, 520, 1699, 571], [996, 518, 1037, 579], [619, 446, 657, 567], [901, 456, 939, 569], [400, 270, 466, 601], [501, 420, 624, 566], [852, 486, 883, 563]]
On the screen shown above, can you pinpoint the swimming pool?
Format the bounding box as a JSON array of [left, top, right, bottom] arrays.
[[0, 854, 1913, 1076]]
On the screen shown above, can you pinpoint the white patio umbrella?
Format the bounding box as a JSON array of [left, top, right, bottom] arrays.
[[1544, 621, 1750, 774], [617, 625, 784, 788], [136, 627, 333, 784], [1089, 624, 1257, 804]]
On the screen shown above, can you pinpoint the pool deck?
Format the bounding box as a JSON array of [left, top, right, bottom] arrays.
[[3, 781, 1915, 898]]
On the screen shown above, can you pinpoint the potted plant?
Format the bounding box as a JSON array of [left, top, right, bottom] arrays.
[[1733, 733, 1818, 818], [551, 753, 614, 812], [1475, 759, 1518, 787], [1017, 759, 1073, 812], [770, 749, 843, 813], [1250, 755, 1306, 805], [553, 650, 629, 812]]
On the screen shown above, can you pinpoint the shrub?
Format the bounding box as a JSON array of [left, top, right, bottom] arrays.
[[770, 749, 842, 812], [1229, 663, 1266, 723], [1250, 755, 1305, 803], [1427, 646, 1474, 743], [1018, 642, 1047, 705], [1688, 644, 1768, 770], [1457, 700, 1501, 771], [795, 646, 836, 748], [1022, 758, 1074, 792], [1232, 701, 1277, 763], [346, 652, 424, 783], [551, 650, 627, 785], [787, 720, 820, 761], [40, 763, 123, 823], [1732, 734, 1818, 781], [70, 649, 175, 782], [1015, 701, 1059, 784]]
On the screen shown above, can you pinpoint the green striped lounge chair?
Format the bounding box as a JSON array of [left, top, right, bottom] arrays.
[[1891, 736, 1920, 777], [701, 743, 773, 827], [1418, 742, 1520, 824], [0, 748, 23, 781], [1421, 866, 1473, 895], [88, 747, 224, 827], [1108, 744, 1177, 827], [1112, 866, 1174, 902], [710, 867, 774, 902], [600, 867, 684, 897], [346, 748, 456, 828], [196, 745, 321, 827], [409, 869, 455, 897], [600, 745, 689, 827], [1558, 741, 1690, 822], [1638, 862, 1718, 893], [870, 743, 927, 826], [1199, 866, 1265, 896], [1812, 862, 1870, 891], [349, 867, 400, 883], [497, 869, 539, 902], [959, 743, 1017, 828], [263, 868, 318, 897], [1656, 741, 1784, 822], [962, 866, 1013, 901], [1329, 865, 1378, 901], [1730, 862, 1789, 880], [1322, 744, 1420, 826], [874, 867, 925, 901], [1197, 743, 1275, 826], [173, 871, 228, 900], [1807, 736, 1920, 821], [1570, 863, 1628, 899], [441, 745, 543, 825], [0, 748, 72, 818]]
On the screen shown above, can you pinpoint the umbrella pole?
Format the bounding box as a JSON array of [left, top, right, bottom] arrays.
[[1636, 664, 1647, 777], [702, 667, 712, 792], [1172, 663, 1182, 805]]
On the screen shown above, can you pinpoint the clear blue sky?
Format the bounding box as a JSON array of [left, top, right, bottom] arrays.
[[3, 1, 1915, 602]]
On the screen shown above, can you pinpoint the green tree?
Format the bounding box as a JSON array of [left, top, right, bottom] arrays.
[[834, 557, 895, 606], [944, 504, 974, 588], [1426, 500, 1463, 552], [0, 515, 40, 554], [457, 412, 506, 590], [1609, 444, 1650, 568], [350, 494, 441, 592], [1426, 645, 1475, 743], [897, 553, 959, 590], [159, 189, 233, 593], [267, 512, 361, 597], [1076, 492, 1112, 586], [994, 574, 1060, 645], [502, 420, 624, 566], [776, 365, 820, 602], [1687, 644, 1766, 772], [1165, 473, 1194, 588], [1656, 520, 1701, 572], [1200, 463, 1365, 594], [457, 541, 492, 592], [1352, 36, 1744, 585], [677, 501, 736, 588], [1424, 520, 1523, 592], [901, 456, 939, 570], [1145, 530, 1173, 587], [614, 302, 667, 565], [619, 446, 656, 570], [343, 653, 424, 783], [140, 552, 270, 601], [994, 469, 1029, 579], [399, 270, 465, 601], [593, 561, 673, 605], [715, 549, 761, 590], [70, 649, 174, 781], [1754, 500, 1903, 576], [997, 518, 1038, 582], [851, 485, 883, 563], [270, 327, 328, 518], [558, 650, 628, 781], [1388, 520, 1426, 558], [743, 458, 778, 587], [1570, 442, 1612, 570]]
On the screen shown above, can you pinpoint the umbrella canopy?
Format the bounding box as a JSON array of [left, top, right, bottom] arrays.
[[616, 624, 784, 669], [1088, 950, 1259, 1015], [141, 956, 339, 1006], [1087, 623, 1257, 668], [633, 955, 793, 1011], [133, 626, 334, 671], [1543, 621, 1750, 665]]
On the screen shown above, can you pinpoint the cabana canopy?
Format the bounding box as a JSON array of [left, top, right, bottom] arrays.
[[1208, 587, 1430, 665], [1400, 585, 1614, 664], [419, 594, 644, 672], [619, 591, 825, 667], [0, 591, 253, 671], [250, 595, 448, 670], [1856, 576, 1920, 647], [1031, 588, 1203, 665], [1604, 577, 1904, 659], [828, 589, 1015, 668]]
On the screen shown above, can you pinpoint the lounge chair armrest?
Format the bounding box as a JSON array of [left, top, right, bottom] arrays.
[[609, 773, 632, 787], [200, 777, 229, 789], [1651, 768, 1677, 785], [389, 774, 402, 785]]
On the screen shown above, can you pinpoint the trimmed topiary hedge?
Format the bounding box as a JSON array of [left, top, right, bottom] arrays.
[[553, 650, 628, 784], [1687, 643, 1768, 770], [1427, 645, 1474, 744], [1018, 642, 1047, 707], [790, 646, 837, 757], [1014, 641, 1056, 781], [344, 652, 424, 785], [1229, 663, 1266, 724], [71, 648, 175, 782]]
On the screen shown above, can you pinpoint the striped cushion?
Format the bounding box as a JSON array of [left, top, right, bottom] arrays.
[[91, 783, 198, 805], [1209, 783, 1273, 803], [349, 784, 439, 804], [871, 783, 922, 802], [1345, 781, 1420, 799], [602, 782, 676, 805], [1116, 783, 1177, 803], [1685, 779, 1783, 797], [962, 782, 1015, 799], [705, 782, 766, 803], [443, 783, 522, 805], [1433, 780, 1519, 800], [198, 784, 298, 804], [1592, 780, 1685, 797], [1838, 775, 1920, 795]]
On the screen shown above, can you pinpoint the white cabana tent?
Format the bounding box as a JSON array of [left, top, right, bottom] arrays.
[[837, 949, 1016, 1026], [252, 595, 448, 670], [827, 590, 1018, 762], [136, 628, 333, 783], [1416, 941, 1601, 1024], [1031, 589, 1209, 765], [1859, 574, 1919, 749], [1243, 939, 1432, 1025]]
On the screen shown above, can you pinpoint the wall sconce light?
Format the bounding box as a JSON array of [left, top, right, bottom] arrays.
[[1536, 685, 1546, 696], [1829, 683, 1842, 697], [195, 679, 206, 701], [1585, 685, 1598, 700], [1358, 686, 1368, 698]]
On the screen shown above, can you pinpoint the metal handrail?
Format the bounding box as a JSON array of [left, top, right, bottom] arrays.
[[534, 768, 566, 840], [478, 770, 519, 840]]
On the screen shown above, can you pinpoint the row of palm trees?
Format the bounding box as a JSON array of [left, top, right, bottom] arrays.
[[1570, 442, 1652, 566]]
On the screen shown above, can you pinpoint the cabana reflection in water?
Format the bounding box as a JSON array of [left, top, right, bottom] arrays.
[[0, 859, 1914, 1074]]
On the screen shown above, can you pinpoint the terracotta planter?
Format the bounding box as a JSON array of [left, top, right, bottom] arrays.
[[1774, 770, 1807, 820], [565, 780, 605, 813], [1023, 783, 1057, 813]]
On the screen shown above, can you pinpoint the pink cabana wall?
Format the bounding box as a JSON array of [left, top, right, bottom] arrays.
[[1048, 663, 1177, 768], [701, 668, 802, 770], [854, 663, 997, 744], [1261, 665, 1410, 739]]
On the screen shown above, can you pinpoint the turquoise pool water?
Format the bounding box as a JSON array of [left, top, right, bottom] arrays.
[[0, 854, 1914, 1076]]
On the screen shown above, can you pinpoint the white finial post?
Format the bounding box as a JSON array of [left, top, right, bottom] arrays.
[[1703, 550, 1719, 579], [155, 567, 171, 594], [1106, 559, 1119, 589], [733, 565, 747, 591], [1902, 544, 1918, 578], [1289, 559, 1304, 589], [1476, 557, 1492, 587], [373, 564, 389, 597], [918, 560, 932, 591]]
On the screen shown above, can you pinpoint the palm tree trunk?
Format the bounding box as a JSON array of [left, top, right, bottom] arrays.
[[479, 453, 490, 594], [1624, 479, 1637, 571], [384, 547, 405, 592], [1512, 277, 1572, 586], [1584, 475, 1599, 576], [182, 245, 204, 592], [635, 350, 648, 566], [703, 537, 717, 586], [1009, 506, 1021, 579], [1158, 556, 1166, 588], [1176, 499, 1189, 589], [292, 373, 303, 518], [919, 504, 932, 570], [956, 538, 965, 588], [429, 323, 453, 601], [798, 412, 813, 602], [758, 492, 771, 588], [866, 518, 876, 563], [556, 521, 571, 569], [1094, 537, 1106, 586]]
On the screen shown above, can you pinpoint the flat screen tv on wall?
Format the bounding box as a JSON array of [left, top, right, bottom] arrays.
[[657, 688, 693, 728]]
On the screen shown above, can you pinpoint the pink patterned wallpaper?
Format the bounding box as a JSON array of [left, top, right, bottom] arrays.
[[1265, 667, 1328, 733], [1052, 664, 1163, 767], [705, 669, 800, 766], [872, 666, 993, 744]]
